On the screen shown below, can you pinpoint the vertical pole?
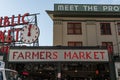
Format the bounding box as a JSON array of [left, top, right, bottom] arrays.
[[115, 22, 119, 54], [4, 53, 8, 68], [57, 62, 61, 80], [109, 53, 116, 80], [34, 14, 39, 46]]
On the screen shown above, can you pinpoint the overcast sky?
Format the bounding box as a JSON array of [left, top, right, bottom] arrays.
[[0, 0, 120, 46]]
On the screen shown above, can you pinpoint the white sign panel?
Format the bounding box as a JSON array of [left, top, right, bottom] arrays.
[[9, 49, 109, 62], [0, 56, 3, 61]]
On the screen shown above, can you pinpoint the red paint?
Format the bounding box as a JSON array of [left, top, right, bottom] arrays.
[[86, 52, 92, 59], [25, 52, 31, 59], [15, 28, 21, 42], [0, 17, 2, 26], [94, 52, 99, 59], [0, 31, 5, 42], [22, 71, 29, 76], [0, 13, 29, 27], [107, 45, 113, 54], [22, 13, 29, 24], [0, 46, 9, 54], [0, 29, 20, 43], [13, 51, 58, 60], [95, 70, 99, 75], [13, 51, 18, 59], [17, 14, 21, 24], [11, 15, 16, 26], [64, 51, 105, 60], [39, 51, 45, 59], [100, 52, 105, 59], [17, 52, 24, 59], [11, 50, 106, 61], [53, 52, 58, 59], [7, 30, 12, 42], [4, 16, 10, 26]]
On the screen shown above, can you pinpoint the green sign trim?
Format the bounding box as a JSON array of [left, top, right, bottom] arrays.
[[54, 4, 120, 12]]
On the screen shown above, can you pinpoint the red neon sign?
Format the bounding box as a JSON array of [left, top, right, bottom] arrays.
[[0, 46, 9, 54], [0, 13, 32, 43], [0, 13, 29, 27], [0, 28, 20, 43]]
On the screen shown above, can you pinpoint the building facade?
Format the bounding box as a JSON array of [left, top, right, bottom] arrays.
[[46, 4, 120, 80], [47, 4, 120, 54]]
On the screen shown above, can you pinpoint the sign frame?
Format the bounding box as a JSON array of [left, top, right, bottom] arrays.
[[54, 4, 120, 12], [9, 46, 109, 62]]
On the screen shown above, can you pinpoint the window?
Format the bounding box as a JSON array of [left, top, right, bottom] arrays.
[[68, 42, 82, 46], [102, 42, 113, 53], [102, 42, 113, 47], [102, 42, 113, 49], [67, 23, 82, 35], [117, 23, 120, 35], [100, 23, 111, 35]]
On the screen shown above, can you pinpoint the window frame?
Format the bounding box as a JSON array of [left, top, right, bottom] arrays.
[[68, 41, 82, 46], [100, 23, 111, 35], [67, 23, 82, 35], [102, 42, 113, 46], [117, 23, 120, 35]]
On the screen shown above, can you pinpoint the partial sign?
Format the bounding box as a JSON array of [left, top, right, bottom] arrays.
[[54, 4, 120, 12]]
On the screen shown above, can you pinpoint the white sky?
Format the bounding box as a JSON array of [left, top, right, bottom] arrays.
[[0, 0, 120, 46]]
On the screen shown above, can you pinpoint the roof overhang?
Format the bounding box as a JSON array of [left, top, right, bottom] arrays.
[[46, 10, 120, 20]]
